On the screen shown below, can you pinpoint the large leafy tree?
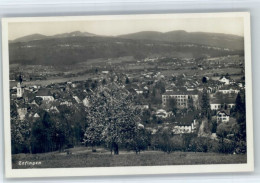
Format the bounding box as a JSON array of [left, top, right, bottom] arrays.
[[83, 84, 144, 155]]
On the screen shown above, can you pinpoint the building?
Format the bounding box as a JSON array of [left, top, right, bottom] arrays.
[[218, 85, 240, 94], [83, 97, 90, 107], [217, 110, 230, 123], [155, 109, 172, 118], [17, 82, 23, 98], [210, 93, 236, 110], [173, 120, 198, 134], [17, 108, 27, 121], [219, 76, 230, 85], [162, 90, 199, 109], [36, 88, 54, 102]]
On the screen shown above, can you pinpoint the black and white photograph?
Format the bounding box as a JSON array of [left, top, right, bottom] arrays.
[[2, 13, 253, 177]]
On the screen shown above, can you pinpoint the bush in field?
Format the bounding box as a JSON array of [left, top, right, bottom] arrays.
[[182, 134, 197, 151], [189, 137, 209, 152], [152, 129, 189, 153], [235, 140, 247, 154], [216, 122, 238, 154], [207, 140, 220, 153], [125, 128, 151, 154], [219, 139, 236, 154], [151, 128, 173, 153], [170, 135, 185, 151], [157, 129, 173, 153]]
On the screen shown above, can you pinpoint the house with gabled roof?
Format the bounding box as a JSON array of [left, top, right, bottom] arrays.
[[217, 110, 230, 123], [173, 119, 198, 134], [219, 76, 230, 85]]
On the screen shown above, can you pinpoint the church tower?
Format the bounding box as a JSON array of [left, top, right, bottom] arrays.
[[17, 73, 23, 98]]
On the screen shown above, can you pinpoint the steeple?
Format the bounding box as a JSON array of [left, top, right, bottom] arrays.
[[17, 73, 23, 98]]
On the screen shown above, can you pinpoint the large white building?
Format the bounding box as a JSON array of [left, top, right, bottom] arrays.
[[210, 93, 236, 110], [162, 90, 199, 109]]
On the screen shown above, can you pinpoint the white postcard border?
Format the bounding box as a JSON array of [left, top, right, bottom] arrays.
[[1, 12, 254, 178]]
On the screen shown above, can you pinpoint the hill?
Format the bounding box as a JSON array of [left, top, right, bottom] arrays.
[[11, 31, 96, 43], [119, 30, 244, 50], [9, 32, 243, 65], [10, 34, 48, 43]]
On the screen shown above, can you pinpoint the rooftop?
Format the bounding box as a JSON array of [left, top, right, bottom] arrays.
[[36, 88, 52, 96], [217, 110, 230, 116], [210, 93, 237, 104], [175, 111, 198, 126], [163, 89, 198, 96]]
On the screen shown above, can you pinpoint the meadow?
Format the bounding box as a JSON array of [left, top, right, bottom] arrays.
[[12, 147, 247, 169]]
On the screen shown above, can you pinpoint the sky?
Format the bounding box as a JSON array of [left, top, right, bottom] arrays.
[[8, 16, 244, 40]]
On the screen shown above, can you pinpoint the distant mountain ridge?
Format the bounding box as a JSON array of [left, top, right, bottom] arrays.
[[11, 31, 97, 43], [11, 30, 243, 50], [118, 30, 244, 50], [11, 34, 49, 43]]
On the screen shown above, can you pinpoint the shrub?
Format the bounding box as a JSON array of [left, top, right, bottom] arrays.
[[235, 140, 247, 154], [219, 139, 236, 154], [189, 137, 209, 152]]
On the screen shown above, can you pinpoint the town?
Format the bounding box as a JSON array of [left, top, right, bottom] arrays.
[[10, 53, 246, 161]]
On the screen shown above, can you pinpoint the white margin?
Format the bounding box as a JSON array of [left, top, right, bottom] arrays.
[[1, 12, 254, 178]]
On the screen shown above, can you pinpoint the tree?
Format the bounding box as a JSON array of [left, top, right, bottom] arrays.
[[125, 77, 130, 84], [155, 81, 166, 94], [10, 101, 18, 119], [188, 97, 194, 110], [202, 76, 207, 83], [225, 73, 230, 78], [210, 118, 218, 133], [234, 92, 246, 147], [157, 129, 173, 153], [189, 137, 209, 152], [200, 89, 210, 118], [91, 80, 98, 90], [102, 78, 107, 85], [125, 127, 150, 154], [235, 93, 244, 114], [216, 122, 237, 153], [84, 121, 103, 152], [85, 81, 90, 89], [11, 119, 32, 154], [31, 112, 56, 153], [141, 109, 151, 124], [166, 98, 177, 115], [83, 84, 144, 155]]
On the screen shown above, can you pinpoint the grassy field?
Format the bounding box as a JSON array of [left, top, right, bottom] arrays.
[[12, 147, 247, 169]]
